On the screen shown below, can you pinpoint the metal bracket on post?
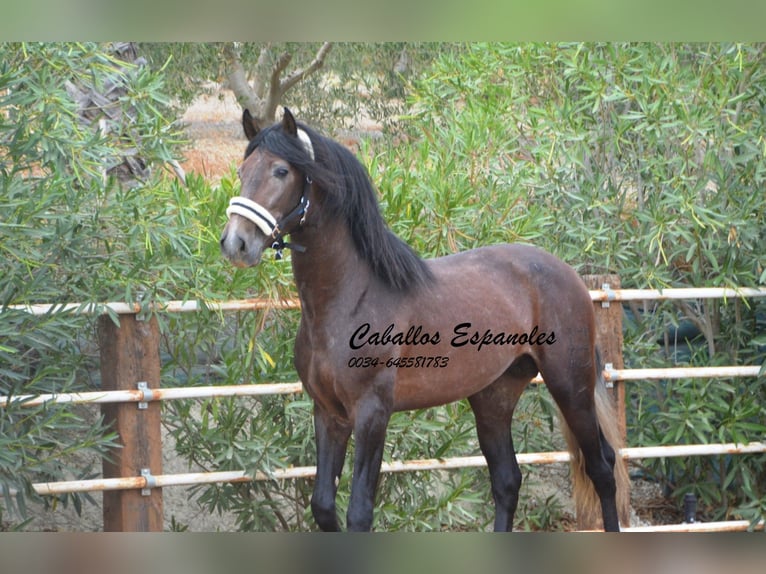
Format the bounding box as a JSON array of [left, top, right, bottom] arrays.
[[137, 381, 154, 410], [141, 468, 157, 496], [601, 283, 615, 308], [603, 362, 615, 388]]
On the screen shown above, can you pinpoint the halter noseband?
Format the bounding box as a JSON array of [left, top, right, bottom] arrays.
[[226, 176, 312, 260]]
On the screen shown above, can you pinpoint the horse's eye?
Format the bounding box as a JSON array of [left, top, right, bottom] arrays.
[[274, 166, 289, 178]]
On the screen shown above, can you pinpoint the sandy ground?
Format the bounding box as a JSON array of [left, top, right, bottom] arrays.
[[178, 88, 246, 183], [20, 419, 240, 532]]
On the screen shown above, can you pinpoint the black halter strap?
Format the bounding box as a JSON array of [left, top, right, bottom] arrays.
[[269, 176, 312, 260]]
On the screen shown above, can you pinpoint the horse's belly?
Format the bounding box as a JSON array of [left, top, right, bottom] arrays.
[[391, 347, 519, 411]]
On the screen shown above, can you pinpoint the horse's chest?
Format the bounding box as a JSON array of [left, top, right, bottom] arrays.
[[294, 329, 351, 418]]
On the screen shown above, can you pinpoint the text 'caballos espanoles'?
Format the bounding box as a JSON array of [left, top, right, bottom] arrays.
[[349, 322, 556, 352]]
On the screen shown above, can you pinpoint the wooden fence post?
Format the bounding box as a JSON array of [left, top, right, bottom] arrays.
[[582, 274, 630, 529], [99, 313, 163, 532]]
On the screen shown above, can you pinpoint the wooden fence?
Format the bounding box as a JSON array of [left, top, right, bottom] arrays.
[[2, 278, 766, 532]]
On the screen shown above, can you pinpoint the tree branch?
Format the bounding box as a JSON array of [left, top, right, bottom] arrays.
[[279, 42, 333, 95], [675, 299, 716, 357], [262, 50, 294, 123], [226, 43, 334, 127]]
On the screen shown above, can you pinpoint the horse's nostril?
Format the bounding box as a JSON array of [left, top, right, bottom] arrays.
[[220, 230, 247, 257]]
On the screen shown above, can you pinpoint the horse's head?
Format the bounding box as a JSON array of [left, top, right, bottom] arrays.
[[220, 107, 314, 267]]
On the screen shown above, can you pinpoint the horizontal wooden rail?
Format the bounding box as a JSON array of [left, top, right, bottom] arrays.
[[2, 366, 761, 409], [4, 286, 766, 316], [3, 298, 301, 316], [0, 382, 304, 408], [603, 365, 763, 381], [581, 519, 765, 532], [621, 519, 764, 532], [15, 441, 766, 497], [588, 286, 766, 302]]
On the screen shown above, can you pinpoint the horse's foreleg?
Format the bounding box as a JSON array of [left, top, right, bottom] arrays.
[[346, 394, 391, 532], [310, 406, 351, 531], [468, 372, 528, 532]]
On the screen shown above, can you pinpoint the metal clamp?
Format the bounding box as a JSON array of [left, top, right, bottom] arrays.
[[141, 468, 157, 496], [601, 283, 615, 308], [603, 362, 616, 388], [137, 381, 154, 410]]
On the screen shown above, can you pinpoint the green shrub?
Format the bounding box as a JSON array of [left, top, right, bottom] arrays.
[[0, 42, 190, 526]]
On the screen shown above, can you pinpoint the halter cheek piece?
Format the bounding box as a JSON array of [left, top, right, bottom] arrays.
[[226, 128, 314, 260]]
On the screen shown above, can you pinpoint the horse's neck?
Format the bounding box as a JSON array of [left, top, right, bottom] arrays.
[[291, 223, 370, 324]]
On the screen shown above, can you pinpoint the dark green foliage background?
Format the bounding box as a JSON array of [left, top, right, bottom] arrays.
[[1, 42, 764, 530]]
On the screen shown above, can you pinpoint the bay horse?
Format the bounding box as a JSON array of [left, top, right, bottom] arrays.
[[220, 108, 629, 531]]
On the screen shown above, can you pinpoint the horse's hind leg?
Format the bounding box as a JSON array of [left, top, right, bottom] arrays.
[[541, 359, 620, 531], [468, 360, 532, 531], [311, 405, 351, 531]]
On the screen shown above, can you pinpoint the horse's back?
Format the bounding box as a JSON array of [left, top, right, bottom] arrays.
[[427, 242, 589, 304]]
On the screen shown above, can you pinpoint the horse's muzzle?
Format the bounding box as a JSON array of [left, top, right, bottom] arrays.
[[220, 219, 267, 268]]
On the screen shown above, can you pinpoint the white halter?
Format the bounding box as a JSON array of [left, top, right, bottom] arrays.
[[226, 196, 279, 237]]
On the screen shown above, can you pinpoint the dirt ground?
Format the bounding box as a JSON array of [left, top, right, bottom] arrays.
[[177, 87, 246, 183], [15, 87, 674, 532]]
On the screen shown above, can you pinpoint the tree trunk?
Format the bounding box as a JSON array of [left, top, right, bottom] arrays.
[[223, 42, 333, 129], [223, 44, 261, 117]]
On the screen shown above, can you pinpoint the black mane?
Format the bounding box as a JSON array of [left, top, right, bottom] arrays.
[[247, 121, 434, 293]]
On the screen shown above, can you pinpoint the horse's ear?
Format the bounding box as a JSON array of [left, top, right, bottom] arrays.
[[281, 107, 298, 137], [242, 108, 259, 141]]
